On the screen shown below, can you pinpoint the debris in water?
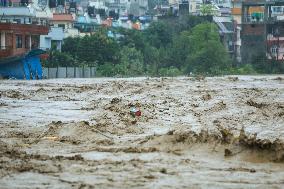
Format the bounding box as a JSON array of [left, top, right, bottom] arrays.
[[130, 107, 141, 117], [224, 149, 233, 157]]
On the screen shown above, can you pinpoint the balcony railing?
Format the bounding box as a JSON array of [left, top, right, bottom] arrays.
[[0, 0, 32, 7], [0, 46, 13, 58], [0, 19, 49, 27], [243, 15, 264, 23], [0, 23, 49, 35], [0, 46, 12, 50], [0, 46, 48, 58]]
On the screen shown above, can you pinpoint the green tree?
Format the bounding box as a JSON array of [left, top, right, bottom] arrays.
[[77, 33, 119, 65], [169, 15, 207, 34], [62, 37, 81, 58], [118, 28, 146, 51], [186, 23, 231, 74], [200, 4, 216, 16], [143, 45, 160, 75], [45, 51, 76, 67], [116, 46, 144, 76], [144, 21, 172, 48], [168, 31, 191, 69]]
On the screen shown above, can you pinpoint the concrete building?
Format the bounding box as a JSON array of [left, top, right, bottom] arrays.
[[213, 16, 234, 56], [40, 26, 64, 51], [188, 0, 202, 15], [212, 0, 231, 8], [105, 0, 128, 16], [87, 0, 148, 18], [126, 0, 148, 16], [241, 0, 284, 63], [186, 0, 220, 16], [0, 7, 49, 59], [231, 0, 242, 24], [50, 13, 80, 38], [0, 4, 49, 79], [169, 0, 179, 6]]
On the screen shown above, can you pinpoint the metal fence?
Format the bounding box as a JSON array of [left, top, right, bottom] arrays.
[[42, 67, 96, 78]]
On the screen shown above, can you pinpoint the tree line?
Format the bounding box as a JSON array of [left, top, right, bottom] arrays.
[[43, 15, 284, 76]]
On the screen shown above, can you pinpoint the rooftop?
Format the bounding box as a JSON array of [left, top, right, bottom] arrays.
[[52, 14, 74, 22], [0, 7, 35, 17]]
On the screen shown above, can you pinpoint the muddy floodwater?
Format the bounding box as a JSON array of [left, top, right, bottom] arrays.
[[0, 76, 284, 189]]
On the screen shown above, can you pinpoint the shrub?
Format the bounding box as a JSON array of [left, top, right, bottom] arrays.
[[158, 66, 182, 77]]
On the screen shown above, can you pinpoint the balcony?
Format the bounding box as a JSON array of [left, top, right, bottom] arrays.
[[0, 23, 49, 35], [0, 46, 13, 58], [0, 46, 30, 59]]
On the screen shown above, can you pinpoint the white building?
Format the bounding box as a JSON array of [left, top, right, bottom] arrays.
[[40, 27, 64, 51], [50, 13, 80, 38]]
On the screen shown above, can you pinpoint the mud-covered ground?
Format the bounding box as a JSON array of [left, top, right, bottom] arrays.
[[0, 76, 284, 189]]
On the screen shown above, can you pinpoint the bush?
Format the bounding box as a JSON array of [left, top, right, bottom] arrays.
[[96, 63, 116, 77], [158, 66, 182, 77], [45, 51, 76, 67], [227, 64, 257, 75], [118, 47, 144, 76]]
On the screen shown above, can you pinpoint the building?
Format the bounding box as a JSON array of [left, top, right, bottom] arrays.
[[232, 0, 242, 24], [213, 16, 234, 56], [241, 0, 284, 63], [0, 6, 49, 79], [50, 13, 80, 37], [188, 0, 202, 15], [186, 0, 220, 16], [231, 0, 242, 62], [105, 0, 128, 16], [212, 0, 231, 8], [40, 26, 64, 51], [0, 7, 49, 60], [127, 0, 148, 16]]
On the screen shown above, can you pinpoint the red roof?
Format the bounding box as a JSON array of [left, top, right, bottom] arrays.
[[52, 14, 74, 22]]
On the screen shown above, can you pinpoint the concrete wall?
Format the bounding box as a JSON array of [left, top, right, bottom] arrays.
[[42, 67, 96, 78]]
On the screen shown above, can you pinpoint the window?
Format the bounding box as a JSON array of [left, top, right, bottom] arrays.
[[13, 19, 21, 24], [271, 45, 278, 54], [25, 36, 30, 49], [16, 35, 22, 48], [58, 24, 65, 29]]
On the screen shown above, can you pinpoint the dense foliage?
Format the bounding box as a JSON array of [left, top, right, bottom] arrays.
[[44, 15, 284, 76]]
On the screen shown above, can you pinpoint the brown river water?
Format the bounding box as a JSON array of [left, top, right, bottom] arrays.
[[0, 76, 283, 188]]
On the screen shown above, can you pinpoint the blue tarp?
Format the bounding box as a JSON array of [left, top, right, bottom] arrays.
[[0, 50, 44, 80], [22, 56, 43, 80], [0, 59, 25, 79]]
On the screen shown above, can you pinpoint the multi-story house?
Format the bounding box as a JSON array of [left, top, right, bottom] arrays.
[[212, 0, 231, 8], [0, 6, 49, 60], [0, 4, 49, 79], [187, 0, 220, 16], [241, 0, 284, 63], [105, 0, 128, 16], [125, 0, 148, 16], [50, 13, 79, 38]]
